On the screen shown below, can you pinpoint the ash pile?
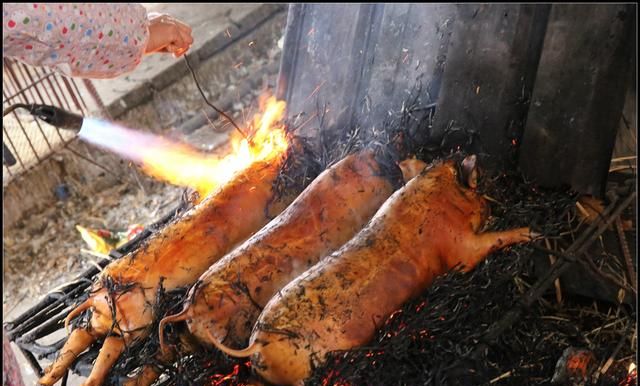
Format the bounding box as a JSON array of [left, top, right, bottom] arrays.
[[149, 106, 636, 385]]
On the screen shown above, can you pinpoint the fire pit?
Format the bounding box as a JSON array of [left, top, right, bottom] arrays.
[[4, 3, 636, 386], [5, 103, 635, 386]]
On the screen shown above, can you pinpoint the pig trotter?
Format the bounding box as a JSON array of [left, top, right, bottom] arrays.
[[459, 227, 533, 271], [38, 328, 96, 386], [82, 336, 125, 386]]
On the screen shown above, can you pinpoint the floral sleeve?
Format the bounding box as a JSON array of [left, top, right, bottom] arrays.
[[2, 3, 150, 79]]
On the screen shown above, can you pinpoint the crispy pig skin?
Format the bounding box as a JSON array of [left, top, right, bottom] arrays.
[[214, 158, 532, 386], [163, 150, 399, 351], [39, 158, 288, 386]]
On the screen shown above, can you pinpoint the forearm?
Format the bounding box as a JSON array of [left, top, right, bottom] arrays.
[[3, 3, 150, 78]]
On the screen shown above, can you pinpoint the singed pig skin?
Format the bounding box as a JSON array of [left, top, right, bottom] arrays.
[[160, 150, 401, 351], [214, 157, 532, 385], [39, 157, 290, 386]]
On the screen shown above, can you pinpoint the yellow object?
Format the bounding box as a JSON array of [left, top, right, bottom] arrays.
[[76, 225, 115, 255], [76, 224, 145, 255]]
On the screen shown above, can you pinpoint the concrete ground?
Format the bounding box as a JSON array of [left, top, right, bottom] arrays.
[[90, 3, 283, 117], [3, 3, 288, 385]]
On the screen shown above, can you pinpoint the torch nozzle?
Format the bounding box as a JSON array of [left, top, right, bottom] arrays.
[[3, 103, 84, 132], [30, 104, 84, 132]]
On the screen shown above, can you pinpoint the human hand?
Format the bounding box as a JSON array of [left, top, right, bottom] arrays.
[[145, 13, 193, 57]]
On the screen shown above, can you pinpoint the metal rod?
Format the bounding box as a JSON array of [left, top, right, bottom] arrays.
[[61, 76, 84, 112], [65, 146, 127, 184], [1, 137, 70, 178], [2, 71, 55, 102], [3, 58, 53, 99], [6, 285, 89, 339], [16, 62, 46, 104], [6, 202, 183, 333], [49, 70, 74, 111], [16, 340, 64, 360], [17, 307, 73, 344], [4, 163, 14, 176], [18, 345, 44, 377], [3, 64, 44, 162], [61, 369, 69, 386], [11, 108, 42, 162], [8, 303, 68, 341], [4, 201, 186, 377], [81, 79, 109, 117], [69, 77, 89, 113], [2, 58, 23, 96], [7, 61, 40, 110], [183, 54, 248, 140]]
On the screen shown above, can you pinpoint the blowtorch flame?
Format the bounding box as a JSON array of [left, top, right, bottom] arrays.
[[78, 96, 288, 198]]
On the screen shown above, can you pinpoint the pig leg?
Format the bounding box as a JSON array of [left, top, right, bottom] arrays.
[[39, 328, 97, 385], [122, 364, 163, 386], [458, 227, 533, 271], [122, 347, 176, 386], [82, 336, 125, 386]]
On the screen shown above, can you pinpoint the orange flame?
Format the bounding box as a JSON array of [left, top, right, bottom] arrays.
[[140, 96, 288, 198]]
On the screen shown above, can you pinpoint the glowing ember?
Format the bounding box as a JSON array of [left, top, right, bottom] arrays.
[[388, 309, 403, 321], [78, 96, 288, 198], [621, 362, 637, 386], [208, 361, 252, 386]]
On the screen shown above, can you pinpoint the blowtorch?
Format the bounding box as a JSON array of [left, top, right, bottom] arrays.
[[3, 103, 84, 166], [3, 103, 84, 131], [2, 57, 247, 167]]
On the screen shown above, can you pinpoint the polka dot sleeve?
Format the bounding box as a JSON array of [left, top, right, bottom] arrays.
[[2, 3, 150, 79]]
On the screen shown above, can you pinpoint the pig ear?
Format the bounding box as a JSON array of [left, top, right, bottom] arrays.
[[461, 155, 478, 189]]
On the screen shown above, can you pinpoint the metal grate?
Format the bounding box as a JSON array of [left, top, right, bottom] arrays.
[[2, 58, 107, 185], [3, 199, 189, 380]]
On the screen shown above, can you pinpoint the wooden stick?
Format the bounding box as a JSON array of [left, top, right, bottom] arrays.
[[610, 156, 637, 162], [545, 238, 563, 304], [489, 370, 512, 383], [609, 165, 637, 173], [594, 323, 632, 382], [575, 201, 592, 220]]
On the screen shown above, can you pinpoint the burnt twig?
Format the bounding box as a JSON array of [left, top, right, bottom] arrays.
[[478, 190, 635, 348]]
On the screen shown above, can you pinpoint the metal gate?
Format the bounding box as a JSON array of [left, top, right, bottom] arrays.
[[2, 58, 107, 185]]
